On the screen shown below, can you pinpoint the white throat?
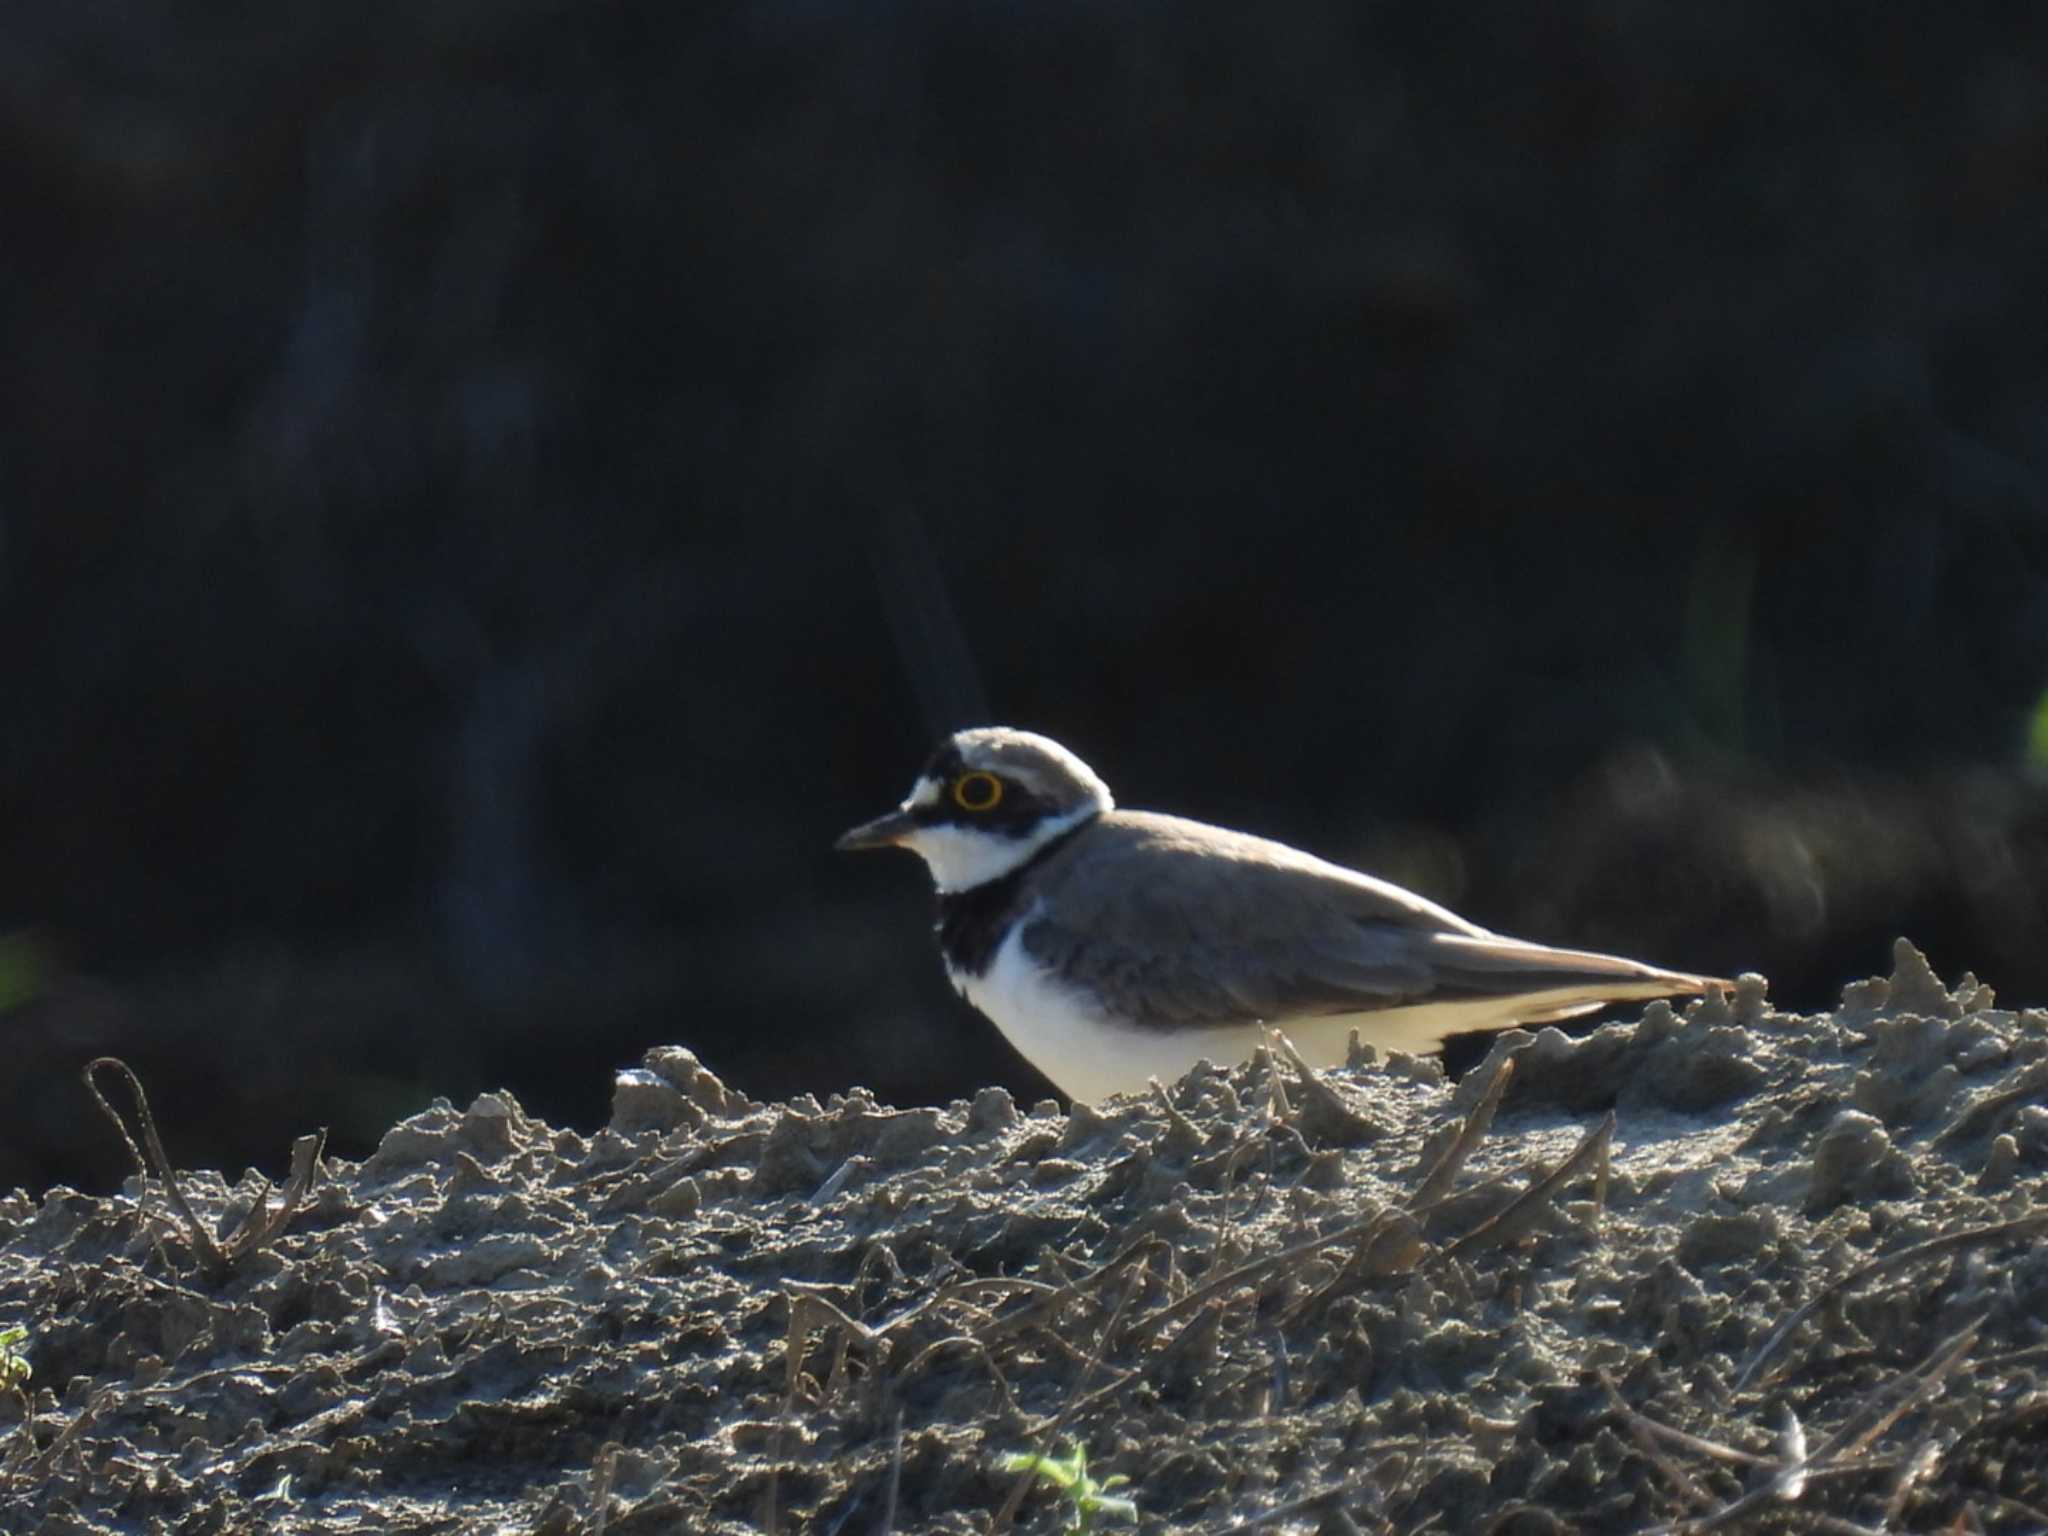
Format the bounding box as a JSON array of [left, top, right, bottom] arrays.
[[904, 803, 1103, 893]]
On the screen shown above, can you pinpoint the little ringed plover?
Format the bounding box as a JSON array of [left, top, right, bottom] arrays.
[[839, 727, 1725, 1102]]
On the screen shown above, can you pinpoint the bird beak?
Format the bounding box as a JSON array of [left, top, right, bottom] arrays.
[[835, 808, 919, 852]]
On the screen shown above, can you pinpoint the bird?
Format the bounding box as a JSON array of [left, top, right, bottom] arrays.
[[837, 727, 1726, 1103]]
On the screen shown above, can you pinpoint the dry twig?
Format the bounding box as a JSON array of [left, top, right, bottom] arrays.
[[1733, 1216, 2045, 1392], [1611, 1312, 1993, 1535], [993, 1261, 1147, 1533], [84, 1057, 327, 1281], [1439, 1113, 1614, 1265], [1410, 1051, 1515, 1210], [1213, 1476, 1378, 1534]]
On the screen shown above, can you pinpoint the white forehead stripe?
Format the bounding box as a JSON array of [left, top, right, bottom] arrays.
[[951, 732, 1116, 814], [906, 776, 944, 809]]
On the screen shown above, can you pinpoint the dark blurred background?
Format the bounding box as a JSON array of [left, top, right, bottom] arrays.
[[3, 2, 2045, 1192]]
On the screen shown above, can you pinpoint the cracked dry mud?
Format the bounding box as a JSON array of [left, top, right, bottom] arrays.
[[3, 940, 2047, 1534]]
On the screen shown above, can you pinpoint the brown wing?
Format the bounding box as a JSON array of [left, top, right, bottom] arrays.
[[1022, 812, 1713, 1031]]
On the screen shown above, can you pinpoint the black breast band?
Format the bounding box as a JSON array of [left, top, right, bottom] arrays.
[[934, 820, 1093, 978]]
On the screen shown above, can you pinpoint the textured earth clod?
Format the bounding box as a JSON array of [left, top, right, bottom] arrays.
[[2, 941, 2046, 1532]]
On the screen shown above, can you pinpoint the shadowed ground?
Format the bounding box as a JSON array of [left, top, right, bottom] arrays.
[[1, 943, 2043, 1532]]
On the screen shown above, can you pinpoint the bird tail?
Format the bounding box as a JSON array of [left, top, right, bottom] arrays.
[[1422, 931, 1726, 1005]]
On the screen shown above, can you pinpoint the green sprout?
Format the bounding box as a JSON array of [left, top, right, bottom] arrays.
[[0, 932, 48, 1015], [996, 1441, 1137, 1533], [0, 1327, 28, 1388]]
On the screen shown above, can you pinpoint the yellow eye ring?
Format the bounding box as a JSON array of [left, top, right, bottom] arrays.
[[952, 771, 1004, 812]]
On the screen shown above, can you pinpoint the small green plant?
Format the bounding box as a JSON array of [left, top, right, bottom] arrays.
[[997, 1441, 1137, 1532], [0, 1324, 31, 1485], [0, 1328, 28, 1389], [0, 931, 48, 1014]]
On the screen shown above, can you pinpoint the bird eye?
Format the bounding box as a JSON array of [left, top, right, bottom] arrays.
[[952, 771, 1004, 812]]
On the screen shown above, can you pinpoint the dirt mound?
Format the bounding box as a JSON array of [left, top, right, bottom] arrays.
[[2, 941, 2045, 1533]]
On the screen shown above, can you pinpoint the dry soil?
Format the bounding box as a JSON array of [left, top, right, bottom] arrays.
[[2, 941, 2045, 1533]]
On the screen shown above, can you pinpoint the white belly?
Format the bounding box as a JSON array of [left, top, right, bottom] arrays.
[[949, 924, 1247, 1103], [951, 922, 1613, 1103]]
